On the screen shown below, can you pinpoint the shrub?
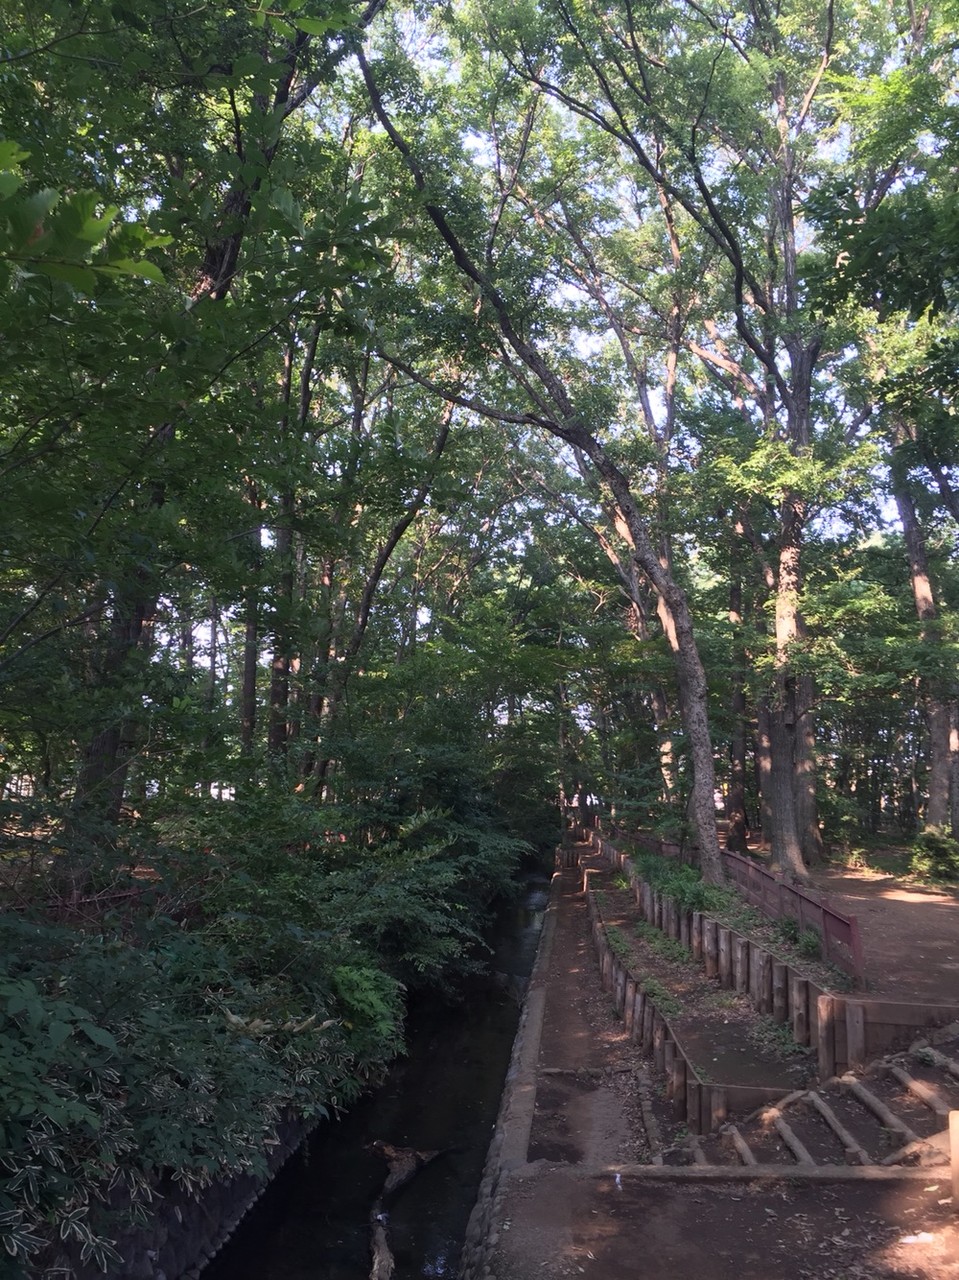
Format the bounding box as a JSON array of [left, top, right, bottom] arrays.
[[909, 829, 959, 882]]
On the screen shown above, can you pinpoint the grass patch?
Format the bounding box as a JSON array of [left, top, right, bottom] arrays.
[[607, 924, 632, 961], [745, 1013, 814, 1064], [634, 919, 695, 966], [639, 975, 681, 1018]]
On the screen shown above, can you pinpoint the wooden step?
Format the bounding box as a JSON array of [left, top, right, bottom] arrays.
[[840, 1074, 921, 1146], [805, 1091, 873, 1166], [725, 1123, 757, 1166], [773, 1114, 815, 1166], [887, 1064, 952, 1119]]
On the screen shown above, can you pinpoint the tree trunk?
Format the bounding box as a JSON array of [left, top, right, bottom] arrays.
[[754, 700, 773, 849], [895, 479, 955, 830], [268, 507, 294, 756], [767, 497, 810, 880], [725, 576, 749, 853], [71, 582, 156, 835], [795, 672, 825, 862]]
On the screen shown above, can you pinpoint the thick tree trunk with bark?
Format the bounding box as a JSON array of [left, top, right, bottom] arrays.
[[895, 480, 956, 830], [726, 577, 748, 853], [795, 672, 825, 863], [754, 700, 774, 849], [767, 498, 811, 880]]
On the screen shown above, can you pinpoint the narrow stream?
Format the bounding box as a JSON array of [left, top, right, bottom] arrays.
[[203, 869, 549, 1280]]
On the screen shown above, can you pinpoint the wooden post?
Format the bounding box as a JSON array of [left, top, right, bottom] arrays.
[[614, 962, 626, 1014], [672, 1057, 687, 1118], [773, 963, 789, 1023], [686, 1078, 702, 1134], [733, 937, 749, 993], [818, 994, 837, 1080], [624, 977, 638, 1035], [653, 1014, 666, 1072], [642, 1002, 654, 1051], [791, 976, 809, 1046], [680, 910, 691, 950], [664, 1037, 675, 1095], [951, 1111, 959, 1212], [704, 919, 719, 979], [845, 1001, 866, 1070], [633, 989, 646, 1044], [691, 912, 703, 960], [718, 927, 733, 987], [710, 1086, 728, 1131]]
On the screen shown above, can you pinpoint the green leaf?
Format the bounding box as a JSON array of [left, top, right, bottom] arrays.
[[0, 141, 29, 169], [96, 258, 165, 284], [293, 16, 338, 34], [79, 1024, 117, 1052], [48, 1021, 73, 1049], [31, 260, 99, 292], [0, 171, 23, 199]]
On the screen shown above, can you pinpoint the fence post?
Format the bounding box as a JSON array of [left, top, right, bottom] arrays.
[[791, 976, 810, 1046], [733, 936, 749, 993], [845, 1001, 866, 1071], [773, 963, 789, 1023], [704, 920, 719, 979], [686, 1078, 702, 1134], [672, 1056, 687, 1118], [818, 994, 837, 1079], [718, 928, 733, 987]]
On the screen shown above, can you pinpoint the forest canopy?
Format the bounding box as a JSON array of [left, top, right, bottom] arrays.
[[1, 0, 958, 1271]]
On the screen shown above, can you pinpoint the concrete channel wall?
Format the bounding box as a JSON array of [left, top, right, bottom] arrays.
[[47, 1116, 314, 1280], [458, 862, 563, 1280], [586, 830, 959, 1086]]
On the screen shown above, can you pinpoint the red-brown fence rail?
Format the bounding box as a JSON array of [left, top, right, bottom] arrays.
[[721, 848, 864, 986]]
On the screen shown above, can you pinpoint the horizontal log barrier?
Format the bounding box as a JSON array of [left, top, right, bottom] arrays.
[[576, 831, 959, 1082]]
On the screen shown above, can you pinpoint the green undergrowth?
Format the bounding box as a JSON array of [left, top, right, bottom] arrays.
[[629, 851, 737, 916], [745, 1013, 815, 1064], [909, 829, 959, 883], [620, 849, 852, 991], [636, 975, 681, 1018], [0, 797, 526, 1276], [633, 919, 696, 966]]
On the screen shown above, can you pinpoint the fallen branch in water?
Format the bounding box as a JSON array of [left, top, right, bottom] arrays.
[[368, 1140, 443, 1280]]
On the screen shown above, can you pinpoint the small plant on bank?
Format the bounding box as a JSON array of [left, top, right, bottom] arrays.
[[607, 925, 632, 961], [702, 989, 741, 1012], [909, 829, 959, 882], [746, 1014, 814, 1065], [775, 918, 823, 961], [629, 853, 733, 915], [639, 976, 681, 1018], [634, 920, 694, 967]]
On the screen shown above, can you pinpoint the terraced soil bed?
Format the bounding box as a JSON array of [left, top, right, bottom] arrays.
[[592, 859, 817, 1091]]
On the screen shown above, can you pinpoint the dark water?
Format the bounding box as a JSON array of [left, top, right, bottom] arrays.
[[203, 871, 550, 1280]]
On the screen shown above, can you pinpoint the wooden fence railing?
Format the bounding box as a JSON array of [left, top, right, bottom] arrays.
[[721, 848, 865, 986], [573, 815, 865, 986]]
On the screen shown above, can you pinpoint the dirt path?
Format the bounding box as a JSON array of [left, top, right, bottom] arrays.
[[485, 858, 959, 1280], [807, 866, 959, 1001]]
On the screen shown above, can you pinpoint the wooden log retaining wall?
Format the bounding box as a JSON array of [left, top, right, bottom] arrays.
[[585, 890, 785, 1133], [584, 831, 959, 1084]]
